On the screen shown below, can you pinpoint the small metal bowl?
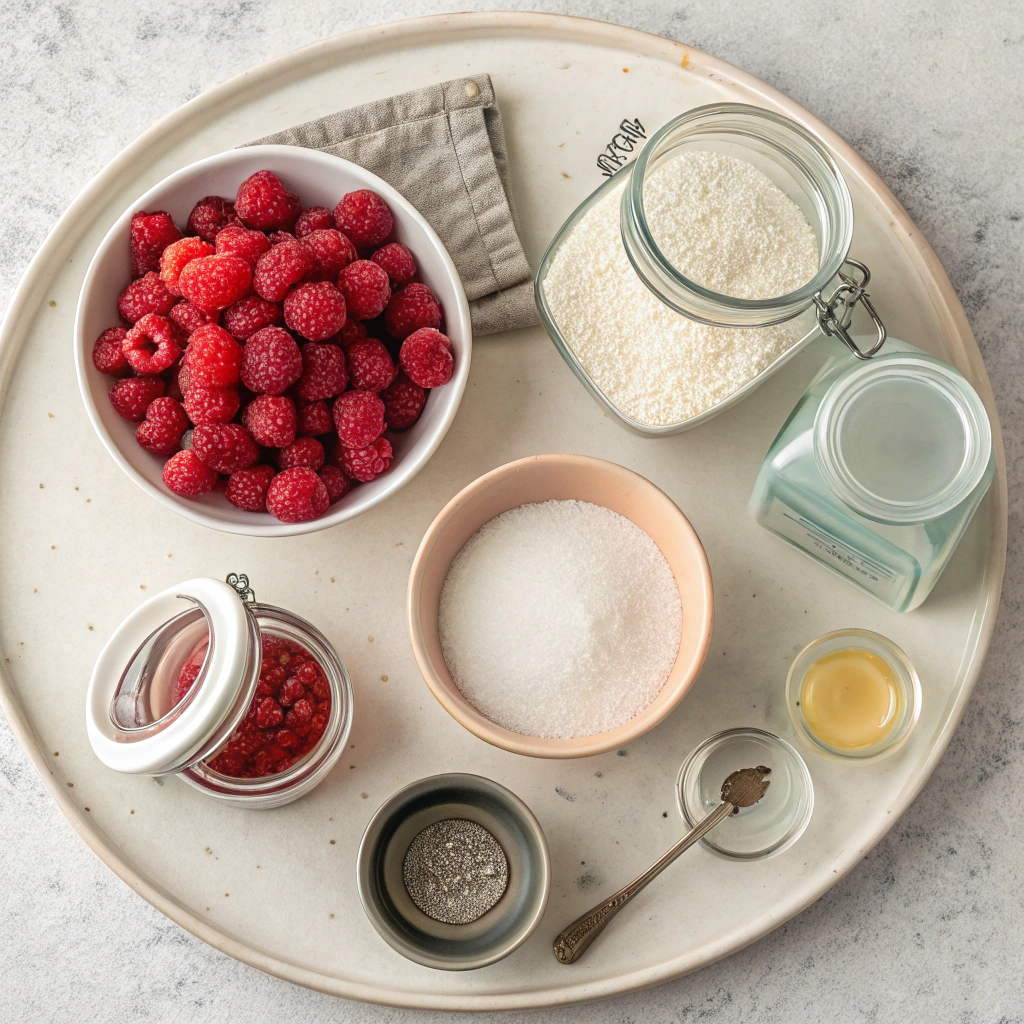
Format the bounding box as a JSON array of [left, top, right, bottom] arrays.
[[356, 774, 550, 971]]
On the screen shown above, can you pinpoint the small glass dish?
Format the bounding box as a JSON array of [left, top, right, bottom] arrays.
[[676, 728, 813, 860], [786, 629, 921, 763]]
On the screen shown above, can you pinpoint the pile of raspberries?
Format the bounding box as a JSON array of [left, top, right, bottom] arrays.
[[93, 170, 454, 523]]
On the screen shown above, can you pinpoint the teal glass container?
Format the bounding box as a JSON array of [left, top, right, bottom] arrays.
[[750, 338, 994, 612]]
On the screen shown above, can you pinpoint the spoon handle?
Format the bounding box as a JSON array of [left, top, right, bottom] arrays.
[[553, 800, 735, 965]]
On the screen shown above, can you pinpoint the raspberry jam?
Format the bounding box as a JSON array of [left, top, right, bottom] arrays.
[[176, 633, 333, 779], [86, 575, 353, 809]]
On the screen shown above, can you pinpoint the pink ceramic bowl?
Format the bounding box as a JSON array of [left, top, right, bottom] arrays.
[[407, 454, 714, 758]]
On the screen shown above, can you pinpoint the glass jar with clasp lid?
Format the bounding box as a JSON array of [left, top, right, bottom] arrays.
[[535, 102, 889, 434], [749, 338, 994, 612], [85, 573, 353, 807]]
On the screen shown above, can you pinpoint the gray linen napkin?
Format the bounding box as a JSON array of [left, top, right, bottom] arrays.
[[245, 75, 537, 336]]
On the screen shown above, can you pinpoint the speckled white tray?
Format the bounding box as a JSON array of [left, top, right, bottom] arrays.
[[0, 12, 1006, 1011]]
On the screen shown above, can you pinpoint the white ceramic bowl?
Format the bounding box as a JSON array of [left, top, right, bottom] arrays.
[[74, 145, 471, 537]]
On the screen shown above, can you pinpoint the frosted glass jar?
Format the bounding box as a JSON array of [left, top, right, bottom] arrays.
[[749, 339, 994, 612], [535, 103, 861, 435]]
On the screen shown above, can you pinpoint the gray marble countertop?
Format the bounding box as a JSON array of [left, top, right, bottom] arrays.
[[1, 2, 1021, 1021]]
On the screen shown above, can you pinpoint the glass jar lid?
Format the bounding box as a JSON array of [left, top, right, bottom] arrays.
[[814, 351, 992, 524], [86, 577, 262, 775]]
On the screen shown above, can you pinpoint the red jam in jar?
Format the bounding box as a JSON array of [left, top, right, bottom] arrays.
[[203, 635, 331, 778], [87, 576, 353, 808]]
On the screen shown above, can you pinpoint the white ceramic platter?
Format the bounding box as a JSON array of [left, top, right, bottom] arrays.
[[0, 12, 1006, 1011]]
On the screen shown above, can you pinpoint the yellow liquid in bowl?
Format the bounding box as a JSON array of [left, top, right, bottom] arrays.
[[800, 648, 901, 750]]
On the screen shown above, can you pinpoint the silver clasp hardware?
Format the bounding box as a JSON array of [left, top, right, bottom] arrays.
[[814, 258, 886, 360], [226, 573, 256, 603]]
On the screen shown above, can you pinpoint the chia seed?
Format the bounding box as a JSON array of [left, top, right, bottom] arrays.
[[402, 818, 508, 925]]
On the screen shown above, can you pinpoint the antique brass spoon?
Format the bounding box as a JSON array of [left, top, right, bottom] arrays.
[[553, 766, 772, 964]]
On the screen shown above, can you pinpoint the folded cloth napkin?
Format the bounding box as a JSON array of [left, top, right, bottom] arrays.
[[246, 74, 537, 337]]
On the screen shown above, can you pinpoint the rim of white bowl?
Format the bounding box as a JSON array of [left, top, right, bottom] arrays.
[[73, 144, 472, 537]]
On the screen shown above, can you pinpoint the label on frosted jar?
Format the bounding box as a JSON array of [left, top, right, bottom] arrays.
[[760, 498, 906, 606]]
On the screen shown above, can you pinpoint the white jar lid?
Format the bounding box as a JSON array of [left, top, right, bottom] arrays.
[[86, 578, 261, 775]]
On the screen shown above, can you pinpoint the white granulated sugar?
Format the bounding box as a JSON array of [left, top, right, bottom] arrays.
[[438, 500, 682, 740], [543, 151, 820, 426]]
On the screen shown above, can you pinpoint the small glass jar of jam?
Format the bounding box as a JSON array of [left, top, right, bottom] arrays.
[[86, 574, 353, 808]]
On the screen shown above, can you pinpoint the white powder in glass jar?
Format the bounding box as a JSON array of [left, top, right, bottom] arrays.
[[543, 151, 820, 427], [438, 500, 682, 740]]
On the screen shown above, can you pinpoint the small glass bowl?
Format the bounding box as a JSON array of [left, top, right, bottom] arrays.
[[676, 728, 813, 860], [786, 629, 921, 763]]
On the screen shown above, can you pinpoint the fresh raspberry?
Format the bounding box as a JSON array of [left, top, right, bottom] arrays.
[[255, 696, 284, 729], [371, 242, 417, 286], [130, 211, 182, 277], [178, 254, 253, 313], [277, 676, 306, 707], [297, 342, 346, 400], [333, 390, 385, 448], [381, 372, 427, 429], [221, 296, 281, 340], [297, 399, 333, 436], [279, 436, 324, 471], [192, 423, 259, 474], [319, 464, 350, 503], [268, 230, 298, 246], [337, 317, 368, 349], [183, 386, 240, 425], [333, 190, 393, 249], [122, 313, 182, 375], [275, 728, 299, 748], [92, 326, 130, 376], [283, 281, 347, 341], [266, 467, 329, 523], [340, 437, 393, 482], [187, 196, 239, 241], [400, 327, 454, 387], [168, 301, 214, 336], [241, 325, 302, 394], [184, 325, 243, 387], [338, 260, 390, 321], [118, 272, 176, 323], [295, 661, 319, 686], [384, 282, 441, 340], [253, 240, 315, 302], [302, 228, 357, 278], [346, 337, 397, 392], [225, 464, 276, 512], [214, 223, 270, 265], [159, 237, 216, 296], [163, 449, 218, 497], [136, 397, 188, 456], [235, 170, 300, 230], [109, 375, 165, 421], [243, 394, 297, 448], [285, 697, 314, 728], [294, 207, 334, 238]]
